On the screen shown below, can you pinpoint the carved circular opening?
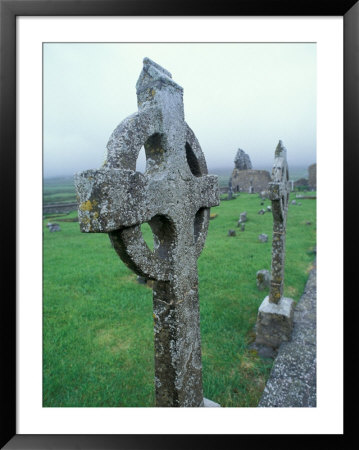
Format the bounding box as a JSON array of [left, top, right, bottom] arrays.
[[143, 133, 166, 173], [148, 215, 176, 260], [136, 146, 147, 174], [185, 142, 201, 177], [140, 222, 155, 250]]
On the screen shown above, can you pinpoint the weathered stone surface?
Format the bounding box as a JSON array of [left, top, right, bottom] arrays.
[[255, 141, 294, 349], [230, 148, 270, 193], [234, 148, 252, 170], [256, 269, 270, 290], [228, 229, 236, 237], [255, 296, 295, 348], [258, 209, 266, 215], [267, 140, 290, 304], [231, 169, 271, 194], [74, 57, 220, 407], [258, 233, 268, 243], [239, 211, 247, 223]]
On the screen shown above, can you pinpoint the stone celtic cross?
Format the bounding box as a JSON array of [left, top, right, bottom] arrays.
[[255, 141, 294, 349], [268, 140, 290, 304], [74, 58, 219, 407]]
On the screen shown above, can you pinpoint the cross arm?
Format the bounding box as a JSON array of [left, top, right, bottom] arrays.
[[74, 168, 153, 232]]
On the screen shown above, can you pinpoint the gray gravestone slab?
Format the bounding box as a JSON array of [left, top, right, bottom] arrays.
[[258, 233, 268, 243], [256, 269, 270, 290], [255, 296, 294, 348], [255, 141, 294, 348], [239, 211, 247, 223], [74, 58, 220, 407]]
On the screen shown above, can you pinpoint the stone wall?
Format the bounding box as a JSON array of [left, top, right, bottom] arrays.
[[308, 163, 316, 190], [231, 168, 271, 193], [43, 202, 78, 215]]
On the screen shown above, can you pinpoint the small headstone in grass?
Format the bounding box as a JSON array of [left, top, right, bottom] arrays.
[[46, 222, 61, 232], [74, 58, 220, 408], [255, 140, 294, 349], [267, 206, 272, 212], [256, 269, 270, 290], [228, 229, 236, 237], [258, 233, 268, 242], [258, 209, 266, 215], [291, 199, 297, 205], [239, 211, 247, 223]]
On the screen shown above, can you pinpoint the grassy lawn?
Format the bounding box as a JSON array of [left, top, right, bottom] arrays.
[[43, 190, 316, 407]]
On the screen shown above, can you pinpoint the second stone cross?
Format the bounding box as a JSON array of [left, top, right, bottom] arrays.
[[74, 58, 220, 407], [255, 140, 295, 349]]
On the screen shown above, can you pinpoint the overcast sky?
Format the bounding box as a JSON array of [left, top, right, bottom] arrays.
[[43, 43, 316, 178]]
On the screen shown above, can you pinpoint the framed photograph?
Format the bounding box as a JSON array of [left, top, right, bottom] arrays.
[[1, 0, 355, 448]]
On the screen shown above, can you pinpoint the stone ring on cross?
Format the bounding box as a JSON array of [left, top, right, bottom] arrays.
[[75, 58, 220, 407]]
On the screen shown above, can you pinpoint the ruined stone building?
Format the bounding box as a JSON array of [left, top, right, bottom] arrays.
[[229, 148, 271, 193], [308, 163, 316, 190]]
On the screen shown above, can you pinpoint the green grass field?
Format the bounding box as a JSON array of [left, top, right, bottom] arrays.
[[43, 189, 316, 407]]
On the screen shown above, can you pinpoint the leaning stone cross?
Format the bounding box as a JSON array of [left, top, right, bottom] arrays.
[[74, 58, 220, 407], [255, 141, 294, 349], [268, 140, 290, 304]]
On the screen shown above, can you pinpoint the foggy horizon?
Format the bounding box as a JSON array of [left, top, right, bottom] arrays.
[[43, 162, 315, 181], [43, 43, 316, 179]]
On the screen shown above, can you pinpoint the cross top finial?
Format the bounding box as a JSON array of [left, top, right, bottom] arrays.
[[136, 57, 183, 109], [275, 139, 287, 158]]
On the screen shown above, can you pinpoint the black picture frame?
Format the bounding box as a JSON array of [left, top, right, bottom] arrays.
[[1, 0, 356, 448]]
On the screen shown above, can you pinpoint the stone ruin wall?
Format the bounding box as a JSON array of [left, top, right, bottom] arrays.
[[308, 163, 316, 190], [231, 168, 271, 193]]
